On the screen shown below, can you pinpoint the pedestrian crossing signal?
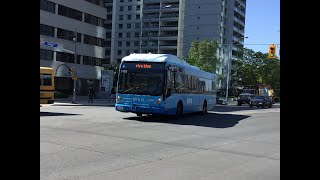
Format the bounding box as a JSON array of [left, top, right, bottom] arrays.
[[268, 44, 276, 58]]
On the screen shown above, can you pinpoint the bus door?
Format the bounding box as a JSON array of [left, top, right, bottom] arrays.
[[164, 65, 180, 114]]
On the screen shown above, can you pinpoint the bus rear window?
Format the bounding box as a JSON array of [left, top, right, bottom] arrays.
[[42, 74, 52, 86]]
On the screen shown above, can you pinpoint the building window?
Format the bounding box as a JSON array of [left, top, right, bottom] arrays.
[[105, 41, 111, 47], [40, 49, 54, 61], [117, 59, 122, 64], [126, 32, 130, 38], [119, 15, 123, 20], [58, 5, 82, 21], [77, 33, 81, 42], [120, 6, 124, 11], [134, 41, 139, 46], [118, 41, 122, 46], [128, 0, 132, 2], [106, 6, 112, 12], [118, 50, 122, 55], [136, 5, 140, 11], [40, 0, 55, 13], [128, 6, 132, 11], [198, 17, 200, 19], [126, 41, 130, 46], [85, 0, 104, 7], [120, 0, 124, 2], [118, 33, 122, 38], [119, 24, 123, 29], [127, 15, 131, 20], [107, 15, 112, 21], [127, 24, 131, 29], [135, 32, 139, 38], [84, 35, 104, 47], [135, 23, 140, 29], [76, 55, 81, 64], [134, 50, 138, 53], [84, 13, 105, 27], [56, 51, 75, 63], [136, 14, 140, 19], [106, 32, 111, 38], [83, 56, 94, 66], [40, 24, 54, 37], [106, 23, 112, 29], [82, 56, 104, 66], [57, 28, 80, 41]]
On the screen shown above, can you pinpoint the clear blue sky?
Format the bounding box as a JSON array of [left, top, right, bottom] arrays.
[[244, 0, 280, 56]]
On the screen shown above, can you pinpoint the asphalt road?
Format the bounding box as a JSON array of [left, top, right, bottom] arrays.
[[40, 104, 280, 180]]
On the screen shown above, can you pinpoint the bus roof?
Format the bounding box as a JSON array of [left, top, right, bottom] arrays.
[[122, 53, 189, 66], [122, 53, 215, 79]]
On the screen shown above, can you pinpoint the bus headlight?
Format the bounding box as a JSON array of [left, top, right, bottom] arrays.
[[117, 96, 123, 103], [154, 98, 162, 104]]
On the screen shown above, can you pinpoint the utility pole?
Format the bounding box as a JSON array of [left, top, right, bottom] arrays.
[[72, 30, 77, 104]]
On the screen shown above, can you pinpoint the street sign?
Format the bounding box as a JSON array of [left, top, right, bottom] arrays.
[[42, 41, 58, 48]]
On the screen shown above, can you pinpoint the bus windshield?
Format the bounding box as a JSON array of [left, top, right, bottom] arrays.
[[117, 67, 164, 96]]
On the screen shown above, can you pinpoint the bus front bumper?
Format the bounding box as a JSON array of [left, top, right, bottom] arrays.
[[115, 104, 165, 114]]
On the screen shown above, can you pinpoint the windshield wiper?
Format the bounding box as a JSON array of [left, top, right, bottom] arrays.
[[122, 83, 148, 94]]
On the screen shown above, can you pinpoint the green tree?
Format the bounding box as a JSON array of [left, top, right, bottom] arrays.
[[186, 40, 220, 73], [238, 48, 280, 90]]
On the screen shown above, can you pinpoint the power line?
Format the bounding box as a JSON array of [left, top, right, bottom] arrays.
[[243, 44, 280, 45]]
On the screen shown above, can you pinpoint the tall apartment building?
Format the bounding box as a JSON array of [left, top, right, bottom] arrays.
[[40, 0, 108, 95], [108, 0, 246, 90], [108, 0, 246, 65]]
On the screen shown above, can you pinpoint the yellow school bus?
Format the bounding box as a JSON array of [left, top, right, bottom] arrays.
[[40, 67, 54, 104]]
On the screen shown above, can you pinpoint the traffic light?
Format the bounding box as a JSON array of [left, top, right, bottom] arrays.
[[68, 67, 78, 80], [268, 44, 276, 58]]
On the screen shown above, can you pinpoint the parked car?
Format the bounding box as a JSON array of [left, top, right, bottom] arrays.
[[249, 95, 273, 108], [237, 93, 254, 106]]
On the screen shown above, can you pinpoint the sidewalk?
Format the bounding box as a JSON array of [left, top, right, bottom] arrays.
[[54, 96, 115, 106]]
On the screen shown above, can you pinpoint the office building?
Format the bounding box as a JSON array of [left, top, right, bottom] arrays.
[[40, 0, 108, 95]]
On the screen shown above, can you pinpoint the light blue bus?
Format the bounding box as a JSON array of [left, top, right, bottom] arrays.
[[115, 54, 216, 117]]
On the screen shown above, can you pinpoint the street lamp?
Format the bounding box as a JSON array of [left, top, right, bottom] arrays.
[[158, 0, 172, 54], [225, 36, 248, 104]]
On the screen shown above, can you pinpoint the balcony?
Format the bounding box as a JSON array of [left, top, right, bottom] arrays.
[[144, 0, 179, 3], [160, 26, 178, 31], [233, 26, 244, 35], [234, 16, 245, 27], [236, 0, 246, 8], [234, 8, 245, 19], [159, 45, 177, 49], [161, 14, 179, 21], [159, 36, 177, 40]]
